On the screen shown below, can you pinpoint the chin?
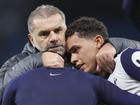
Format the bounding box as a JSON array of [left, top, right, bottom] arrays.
[[87, 68, 96, 73], [84, 68, 91, 73]]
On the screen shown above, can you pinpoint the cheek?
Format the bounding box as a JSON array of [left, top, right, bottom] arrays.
[[34, 36, 43, 43], [59, 34, 65, 41], [86, 53, 97, 68], [36, 38, 48, 47], [79, 51, 91, 65], [58, 36, 65, 46], [42, 39, 49, 46], [37, 39, 44, 45], [32, 37, 40, 45], [90, 55, 97, 70], [90, 52, 97, 64]]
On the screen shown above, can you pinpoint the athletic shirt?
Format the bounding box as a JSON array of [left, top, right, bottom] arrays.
[[2, 67, 140, 105], [108, 48, 140, 95]]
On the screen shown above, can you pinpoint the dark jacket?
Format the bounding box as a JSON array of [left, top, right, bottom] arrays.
[[0, 37, 140, 102]]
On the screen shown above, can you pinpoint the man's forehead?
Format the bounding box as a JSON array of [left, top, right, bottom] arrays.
[[33, 19, 66, 33], [39, 26, 62, 32], [67, 33, 83, 43], [67, 35, 80, 50], [66, 33, 93, 50], [33, 14, 63, 25]]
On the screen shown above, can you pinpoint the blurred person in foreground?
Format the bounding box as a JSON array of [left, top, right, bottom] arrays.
[[2, 67, 140, 105]]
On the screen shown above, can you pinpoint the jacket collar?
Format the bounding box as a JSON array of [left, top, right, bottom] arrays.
[[22, 42, 39, 54]]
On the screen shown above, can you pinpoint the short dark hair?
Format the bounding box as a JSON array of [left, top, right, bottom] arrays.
[[66, 17, 109, 40]]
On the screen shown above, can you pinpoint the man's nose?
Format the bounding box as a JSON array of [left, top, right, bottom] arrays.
[[49, 31, 59, 44], [71, 53, 78, 64]]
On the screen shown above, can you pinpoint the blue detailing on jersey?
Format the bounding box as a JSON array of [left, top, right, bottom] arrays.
[[121, 48, 140, 81]]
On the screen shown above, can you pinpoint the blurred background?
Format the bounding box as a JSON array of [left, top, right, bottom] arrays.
[[0, 0, 140, 66]]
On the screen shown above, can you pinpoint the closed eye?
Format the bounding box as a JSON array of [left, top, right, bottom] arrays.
[[54, 27, 62, 34], [69, 45, 81, 53], [39, 31, 50, 36]]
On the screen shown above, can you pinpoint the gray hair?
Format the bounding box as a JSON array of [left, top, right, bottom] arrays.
[[27, 4, 66, 33]]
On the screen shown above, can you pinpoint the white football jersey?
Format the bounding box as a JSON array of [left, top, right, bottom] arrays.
[[108, 48, 140, 95]]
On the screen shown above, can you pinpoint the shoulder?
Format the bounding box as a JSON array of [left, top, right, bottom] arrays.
[[1, 52, 29, 68], [120, 48, 140, 80], [120, 47, 140, 68]]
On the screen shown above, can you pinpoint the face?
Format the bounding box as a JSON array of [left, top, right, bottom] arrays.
[[29, 14, 67, 56], [67, 32, 103, 73]]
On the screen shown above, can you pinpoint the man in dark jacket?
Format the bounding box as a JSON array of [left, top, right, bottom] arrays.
[[1, 4, 140, 102]]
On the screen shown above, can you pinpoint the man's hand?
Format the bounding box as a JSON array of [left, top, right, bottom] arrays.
[[96, 43, 116, 73], [42, 52, 64, 68]]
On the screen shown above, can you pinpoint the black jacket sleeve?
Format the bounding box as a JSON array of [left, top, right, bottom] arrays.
[[0, 52, 42, 102]]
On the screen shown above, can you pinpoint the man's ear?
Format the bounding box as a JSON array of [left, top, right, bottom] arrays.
[[28, 34, 35, 47], [94, 35, 104, 49]]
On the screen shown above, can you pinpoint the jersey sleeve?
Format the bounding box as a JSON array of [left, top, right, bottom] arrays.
[[120, 48, 140, 81]]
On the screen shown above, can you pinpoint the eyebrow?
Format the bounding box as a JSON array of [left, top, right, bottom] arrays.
[[38, 26, 63, 36], [54, 26, 63, 32], [68, 47, 73, 53], [38, 30, 50, 36], [55, 26, 62, 30]]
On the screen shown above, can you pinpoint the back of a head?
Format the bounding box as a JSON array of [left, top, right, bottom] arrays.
[[27, 4, 65, 33], [66, 17, 109, 40]]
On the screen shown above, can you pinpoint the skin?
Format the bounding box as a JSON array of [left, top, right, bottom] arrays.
[[28, 14, 67, 56], [96, 43, 116, 73], [27, 13, 115, 70], [66, 32, 104, 73]]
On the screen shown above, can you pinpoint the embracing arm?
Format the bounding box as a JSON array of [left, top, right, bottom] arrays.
[[4, 51, 64, 85], [0, 51, 65, 100], [96, 37, 140, 73], [109, 37, 140, 54]]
